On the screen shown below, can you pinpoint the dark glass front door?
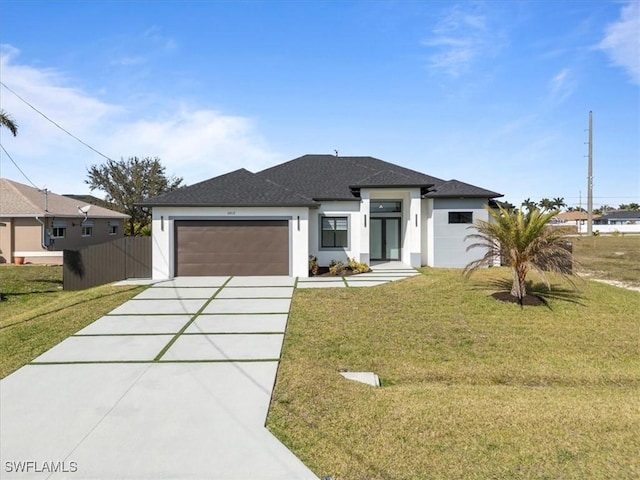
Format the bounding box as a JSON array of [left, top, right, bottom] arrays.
[[370, 217, 401, 261]]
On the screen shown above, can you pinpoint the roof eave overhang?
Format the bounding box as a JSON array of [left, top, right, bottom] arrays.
[[139, 202, 319, 208], [311, 197, 361, 202], [423, 193, 504, 199], [0, 213, 130, 219], [350, 183, 434, 189]]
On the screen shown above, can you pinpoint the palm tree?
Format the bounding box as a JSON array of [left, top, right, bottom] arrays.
[[0, 109, 18, 136], [538, 198, 554, 211], [552, 197, 566, 210], [0, 109, 18, 301], [464, 205, 574, 303], [521, 198, 537, 211]]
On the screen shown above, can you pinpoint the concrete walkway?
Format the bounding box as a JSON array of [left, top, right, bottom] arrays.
[[0, 264, 417, 479]]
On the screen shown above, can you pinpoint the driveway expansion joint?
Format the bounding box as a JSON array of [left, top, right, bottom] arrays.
[[6, 265, 418, 479], [153, 277, 232, 361]]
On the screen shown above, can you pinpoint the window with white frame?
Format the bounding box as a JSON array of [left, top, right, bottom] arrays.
[[321, 216, 348, 248], [81, 223, 94, 237], [108, 222, 118, 235], [51, 221, 67, 238]]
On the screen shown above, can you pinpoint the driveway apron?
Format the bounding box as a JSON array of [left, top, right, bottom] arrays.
[[0, 276, 318, 479]]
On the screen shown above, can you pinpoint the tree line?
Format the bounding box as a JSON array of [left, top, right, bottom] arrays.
[[522, 197, 639, 214]]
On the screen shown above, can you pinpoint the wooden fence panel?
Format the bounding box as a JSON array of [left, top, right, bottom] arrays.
[[63, 237, 151, 291]]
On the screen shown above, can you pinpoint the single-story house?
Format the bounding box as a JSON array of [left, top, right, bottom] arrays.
[[141, 154, 502, 279], [594, 210, 640, 225], [0, 178, 129, 264], [552, 211, 591, 226]]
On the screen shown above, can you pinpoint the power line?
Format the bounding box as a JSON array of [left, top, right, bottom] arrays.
[[0, 81, 116, 163], [0, 143, 40, 188]]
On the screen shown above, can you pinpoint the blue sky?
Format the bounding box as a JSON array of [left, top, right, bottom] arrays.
[[1, 0, 638, 209]]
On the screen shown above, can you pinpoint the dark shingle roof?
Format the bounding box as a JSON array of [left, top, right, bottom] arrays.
[[425, 179, 502, 199], [141, 168, 317, 207], [142, 154, 503, 206], [257, 154, 443, 200], [596, 210, 640, 221]]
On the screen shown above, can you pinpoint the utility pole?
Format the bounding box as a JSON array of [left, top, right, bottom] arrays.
[[587, 111, 593, 235]]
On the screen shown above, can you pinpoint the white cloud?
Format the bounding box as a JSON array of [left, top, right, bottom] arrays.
[[598, 1, 640, 85], [0, 45, 277, 194], [548, 68, 574, 102], [423, 3, 505, 78], [106, 108, 277, 184]]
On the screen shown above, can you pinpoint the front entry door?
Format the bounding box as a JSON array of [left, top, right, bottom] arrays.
[[370, 218, 401, 261]]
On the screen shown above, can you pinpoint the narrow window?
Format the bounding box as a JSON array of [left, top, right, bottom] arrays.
[[448, 211, 473, 224], [321, 216, 348, 248]]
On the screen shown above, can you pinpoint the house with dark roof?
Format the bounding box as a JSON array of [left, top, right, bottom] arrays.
[[141, 154, 502, 278], [0, 178, 129, 264], [594, 210, 640, 225]]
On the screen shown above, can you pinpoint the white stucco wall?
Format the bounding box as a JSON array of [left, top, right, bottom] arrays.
[[430, 198, 490, 268], [150, 206, 310, 279], [364, 188, 422, 267], [309, 189, 423, 268], [421, 198, 433, 266], [308, 201, 361, 266]]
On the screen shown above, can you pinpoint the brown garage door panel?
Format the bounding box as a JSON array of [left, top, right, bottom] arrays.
[[175, 220, 289, 276]]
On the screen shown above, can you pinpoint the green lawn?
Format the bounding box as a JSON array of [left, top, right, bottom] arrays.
[[1, 237, 639, 478], [571, 234, 640, 288], [0, 265, 144, 378], [267, 268, 640, 479]]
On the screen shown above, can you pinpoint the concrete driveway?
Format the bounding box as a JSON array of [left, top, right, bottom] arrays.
[[1, 265, 418, 479], [0, 276, 318, 479]]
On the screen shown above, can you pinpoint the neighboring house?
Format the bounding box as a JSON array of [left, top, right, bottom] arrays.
[[0, 178, 129, 264], [594, 210, 640, 225], [552, 211, 591, 226], [141, 154, 502, 279]]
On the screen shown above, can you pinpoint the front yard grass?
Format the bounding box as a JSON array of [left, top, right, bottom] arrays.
[[0, 265, 144, 378], [267, 268, 640, 479]]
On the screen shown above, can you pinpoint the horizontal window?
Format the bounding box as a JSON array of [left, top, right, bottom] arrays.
[[321, 216, 348, 248], [372, 201, 402, 213], [448, 211, 473, 224]]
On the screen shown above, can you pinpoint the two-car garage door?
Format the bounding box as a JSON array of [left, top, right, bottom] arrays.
[[174, 220, 289, 276]]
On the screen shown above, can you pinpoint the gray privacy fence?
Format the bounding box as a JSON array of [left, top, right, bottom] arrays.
[[63, 237, 152, 290]]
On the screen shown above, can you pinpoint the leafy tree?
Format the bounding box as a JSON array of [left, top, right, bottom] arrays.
[[464, 205, 574, 303], [86, 156, 183, 236], [600, 204, 613, 213], [0, 109, 18, 136], [619, 203, 639, 211]]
